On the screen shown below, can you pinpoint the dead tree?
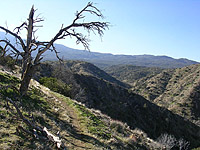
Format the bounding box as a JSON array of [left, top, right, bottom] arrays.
[[0, 2, 109, 95]]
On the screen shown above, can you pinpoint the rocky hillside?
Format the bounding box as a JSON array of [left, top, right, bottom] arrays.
[[104, 65, 163, 85], [132, 69, 175, 101], [62, 60, 129, 88], [35, 61, 200, 149], [0, 66, 161, 150], [132, 64, 200, 123]]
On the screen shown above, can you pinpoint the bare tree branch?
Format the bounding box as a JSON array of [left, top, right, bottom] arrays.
[[26, 5, 34, 52], [0, 26, 26, 50], [51, 44, 63, 62], [0, 43, 8, 57], [33, 2, 109, 63], [0, 40, 22, 56], [14, 22, 27, 34]]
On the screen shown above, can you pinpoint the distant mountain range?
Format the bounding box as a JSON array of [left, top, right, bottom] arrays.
[[0, 31, 199, 68], [44, 44, 199, 68]]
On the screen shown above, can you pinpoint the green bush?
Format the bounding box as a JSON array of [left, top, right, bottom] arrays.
[[0, 56, 16, 69], [0, 46, 15, 69], [39, 77, 71, 97]]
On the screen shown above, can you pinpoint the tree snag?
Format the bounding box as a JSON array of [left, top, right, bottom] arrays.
[[0, 2, 109, 95]]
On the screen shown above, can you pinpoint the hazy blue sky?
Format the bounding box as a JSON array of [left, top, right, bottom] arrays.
[[0, 0, 200, 62]]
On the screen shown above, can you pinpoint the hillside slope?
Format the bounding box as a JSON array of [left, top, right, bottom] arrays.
[[0, 68, 160, 150], [104, 65, 163, 85], [61, 60, 129, 88], [36, 61, 200, 148], [132, 69, 175, 101], [132, 64, 200, 122]]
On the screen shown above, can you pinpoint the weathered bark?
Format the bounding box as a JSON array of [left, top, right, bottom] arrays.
[[21, 53, 31, 79], [19, 6, 34, 94], [20, 63, 36, 95]]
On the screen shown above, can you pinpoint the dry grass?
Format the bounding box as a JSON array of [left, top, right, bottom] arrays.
[[0, 67, 168, 150]]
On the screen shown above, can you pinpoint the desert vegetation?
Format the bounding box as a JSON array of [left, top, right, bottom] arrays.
[[0, 1, 200, 149], [33, 60, 200, 149], [132, 64, 200, 123], [1, 54, 200, 149], [0, 69, 162, 149]]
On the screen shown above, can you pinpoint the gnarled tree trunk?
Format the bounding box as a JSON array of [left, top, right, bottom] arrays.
[[19, 63, 36, 95]]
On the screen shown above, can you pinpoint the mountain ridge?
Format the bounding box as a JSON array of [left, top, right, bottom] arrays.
[[45, 43, 199, 69], [131, 64, 200, 123], [103, 65, 164, 85], [0, 31, 199, 69]]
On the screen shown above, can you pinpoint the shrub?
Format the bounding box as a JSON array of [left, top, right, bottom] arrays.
[[110, 120, 129, 135], [39, 77, 71, 97], [177, 138, 190, 150], [0, 56, 16, 69], [156, 133, 190, 150], [157, 133, 176, 149]]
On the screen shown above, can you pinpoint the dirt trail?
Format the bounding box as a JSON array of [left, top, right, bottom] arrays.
[[0, 67, 101, 149], [31, 80, 96, 149], [31, 80, 81, 130]]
